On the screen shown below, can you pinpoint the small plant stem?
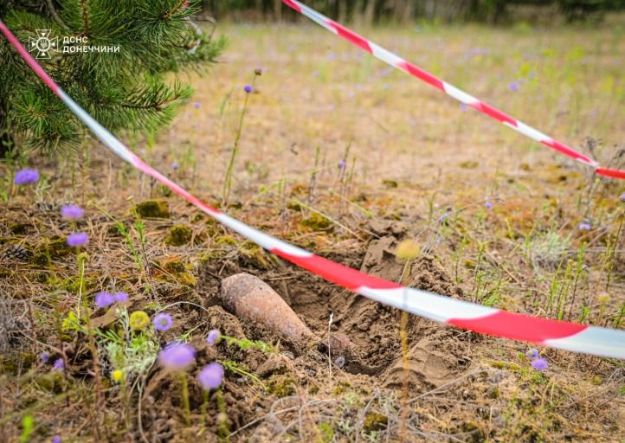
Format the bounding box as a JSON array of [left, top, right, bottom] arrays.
[[80, 137, 88, 206], [77, 253, 87, 320], [605, 213, 624, 292], [120, 376, 131, 433], [215, 389, 230, 442], [337, 142, 351, 218], [307, 146, 321, 204], [77, 253, 103, 439], [613, 301, 625, 328], [201, 390, 209, 427], [222, 77, 257, 207], [398, 259, 412, 442], [473, 242, 486, 302], [327, 312, 334, 380], [567, 245, 585, 321], [180, 372, 191, 425]]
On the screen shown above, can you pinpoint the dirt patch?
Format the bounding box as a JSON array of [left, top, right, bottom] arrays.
[[196, 233, 473, 397]]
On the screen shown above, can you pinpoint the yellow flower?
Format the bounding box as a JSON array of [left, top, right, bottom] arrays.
[[129, 310, 150, 331], [112, 370, 124, 383], [395, 239, 421, 262], [597, 292, 611, 305]]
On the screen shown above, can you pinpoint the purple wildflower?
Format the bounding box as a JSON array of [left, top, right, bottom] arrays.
[[193, 101, 201, 109], [530, 357, 548, 372], [60, 204, 84, 220], [40, 351, 50, 363], [244, 85, 253, 94], [525, 348, 539, 359], [338, 159, 347, 171], [197, 362, 224, 390], [620, 193, 625, 203], [206, 329, 221, 346], [171, 162, 180, 171], [14, 168, 39, 185], [51, 436, 62, 443], [158, 342, 195, 371], [153, 313, 173, 332], [113, 293, 127, 306], [485, 201, 494, 210], [113, 292, 129, 303], [508, 81, 521, 92], [66, 232, 89, 247], [95, 291, 115, 309], [52, 358, 64, 372], [578, 222, 592, 231]]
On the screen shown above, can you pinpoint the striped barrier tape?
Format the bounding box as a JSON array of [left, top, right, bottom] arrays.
[[1, 20, 625, 360], [282, 0, 625, 180]]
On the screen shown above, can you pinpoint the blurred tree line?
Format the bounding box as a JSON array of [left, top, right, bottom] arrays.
[[203, 0, 625, 23]]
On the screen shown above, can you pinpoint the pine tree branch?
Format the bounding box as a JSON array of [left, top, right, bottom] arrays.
[[45, 0, 69, 31], [79, 0, 90, 36], [185, 18, 202, 54], [163, 0, 188, 20]]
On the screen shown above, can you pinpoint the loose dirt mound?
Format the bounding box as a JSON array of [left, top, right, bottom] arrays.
[[195, 233, 474, 408]]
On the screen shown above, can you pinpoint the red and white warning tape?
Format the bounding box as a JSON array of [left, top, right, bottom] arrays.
[[282, 0, 625, 180], [1, 20, 624, 359]]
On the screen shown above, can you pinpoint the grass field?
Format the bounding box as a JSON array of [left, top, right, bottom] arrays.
[[2, 21, 625, 442]]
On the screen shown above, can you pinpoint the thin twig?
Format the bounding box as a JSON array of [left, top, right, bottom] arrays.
[[45, 0, 69, 31]]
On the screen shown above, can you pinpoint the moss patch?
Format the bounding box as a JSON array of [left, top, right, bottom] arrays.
[[134, 200, 170, 218], [363, 412, 388, 432], [165, 224, 193, 246], [268, 375, 296, 397], [300, 212, 332, 230]]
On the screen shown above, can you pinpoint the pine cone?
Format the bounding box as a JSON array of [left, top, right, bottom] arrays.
[[1, 245, 32, 262]]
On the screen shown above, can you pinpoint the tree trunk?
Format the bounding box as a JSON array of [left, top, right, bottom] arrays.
[[364, 0, 377, 25], [338, 0, 348, 23], [0, 99, 13, 158], [274, 0, 282, 20], [401, 0, 414, 23]]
